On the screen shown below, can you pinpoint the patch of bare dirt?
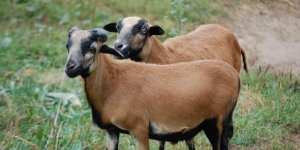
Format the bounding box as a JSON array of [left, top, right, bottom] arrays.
[[220, 1, 300, 149], [289, 128, 300, 146], [281, 127, 300, 149], [221, 0, 300, 76]]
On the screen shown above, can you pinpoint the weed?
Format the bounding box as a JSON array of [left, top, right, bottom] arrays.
[[165, 0, 190, 36]]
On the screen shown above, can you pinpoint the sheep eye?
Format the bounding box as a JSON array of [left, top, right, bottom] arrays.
[[141, 28, 147, 34], [89, 47, 96, 53]]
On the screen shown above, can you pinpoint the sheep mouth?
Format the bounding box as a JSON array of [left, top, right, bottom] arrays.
[[65, 66, 84, 78], [115, 46, 143, 60], [113, 48, 131, 59], [114, 51, 129, 60]]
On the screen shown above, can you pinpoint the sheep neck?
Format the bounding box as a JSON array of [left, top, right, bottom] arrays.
[[147, 36, 179, 64], [80, 54, 118, 114]]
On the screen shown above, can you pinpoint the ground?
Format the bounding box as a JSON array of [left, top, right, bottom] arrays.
[[222, 1, 300, 148], [221, 0, 300, 76]]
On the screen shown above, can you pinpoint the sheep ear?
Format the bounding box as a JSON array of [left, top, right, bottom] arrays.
[[103, 23, 118, 32], [68, 26, 78, 37], [149, 25, 165, 36], [100, 45, 124, 58]]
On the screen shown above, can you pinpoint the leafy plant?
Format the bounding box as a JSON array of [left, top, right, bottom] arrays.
[[165, 0, 190, 36]]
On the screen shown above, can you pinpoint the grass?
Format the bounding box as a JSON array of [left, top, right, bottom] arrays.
[[0, 0, 300, 149]]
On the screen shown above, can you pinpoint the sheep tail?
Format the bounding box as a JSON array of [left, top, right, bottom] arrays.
[[241, 47, 248, 73]]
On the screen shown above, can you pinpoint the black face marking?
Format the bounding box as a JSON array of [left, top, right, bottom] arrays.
[[80, 39, 93, 55], [81, 67, 91, 78], [65, 39, 73, 52], [128, 28, 148, 60], [68, 31, 73, 38], [89, 47, 96, 54], [90, 33, 100, 42], [116, 19, 123, 33], [129, 48, 143, 62], [68, 26, 78, 38], [131, 19, 148, 36]]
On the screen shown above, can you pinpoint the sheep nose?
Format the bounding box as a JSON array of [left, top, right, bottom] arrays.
[[66, 63, 75, 70], [114, 39, 128, 50], [65, 60, 78, 70], [116, 44, 123, 49], [114, 42, 124, 50]]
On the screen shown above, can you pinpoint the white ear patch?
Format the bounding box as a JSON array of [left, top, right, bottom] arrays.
[[84, 47, 96, 72], [93, 42, 101, 51]]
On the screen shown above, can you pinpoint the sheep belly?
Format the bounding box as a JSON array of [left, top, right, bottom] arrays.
[[148, 118, 217, 142]]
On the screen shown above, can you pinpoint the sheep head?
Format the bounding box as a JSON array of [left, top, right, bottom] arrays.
[[65, 27, 123, 78], [103, 16, 165, 60]]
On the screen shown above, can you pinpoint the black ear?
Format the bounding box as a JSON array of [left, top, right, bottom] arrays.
[[69, 26, 78, 37], [100, 45, 124, 58], [149, 25, 165, 36], [103, 23, 118, 32]]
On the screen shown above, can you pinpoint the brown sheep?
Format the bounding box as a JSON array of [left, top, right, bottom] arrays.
[[64, 27, 241, 150], [103, 16, 247, 149], [103, 16, 248, 73]]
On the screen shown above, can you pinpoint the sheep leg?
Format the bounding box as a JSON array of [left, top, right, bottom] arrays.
[[224, 114, 234, 142], [222, 108, 235, 149], [106, 129, 120, 150], [203, 118, 221, 150], [222, 120, 233, 150], [130, 127, 149, 150], [185, 138, 195, 150], [219, 119, 231, 150], [158, 141, 165, 150], [133, 134, 149, 150]]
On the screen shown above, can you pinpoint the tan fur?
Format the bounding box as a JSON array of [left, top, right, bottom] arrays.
[[122, 17, 248, 73], [81, 52, 240, 150]]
